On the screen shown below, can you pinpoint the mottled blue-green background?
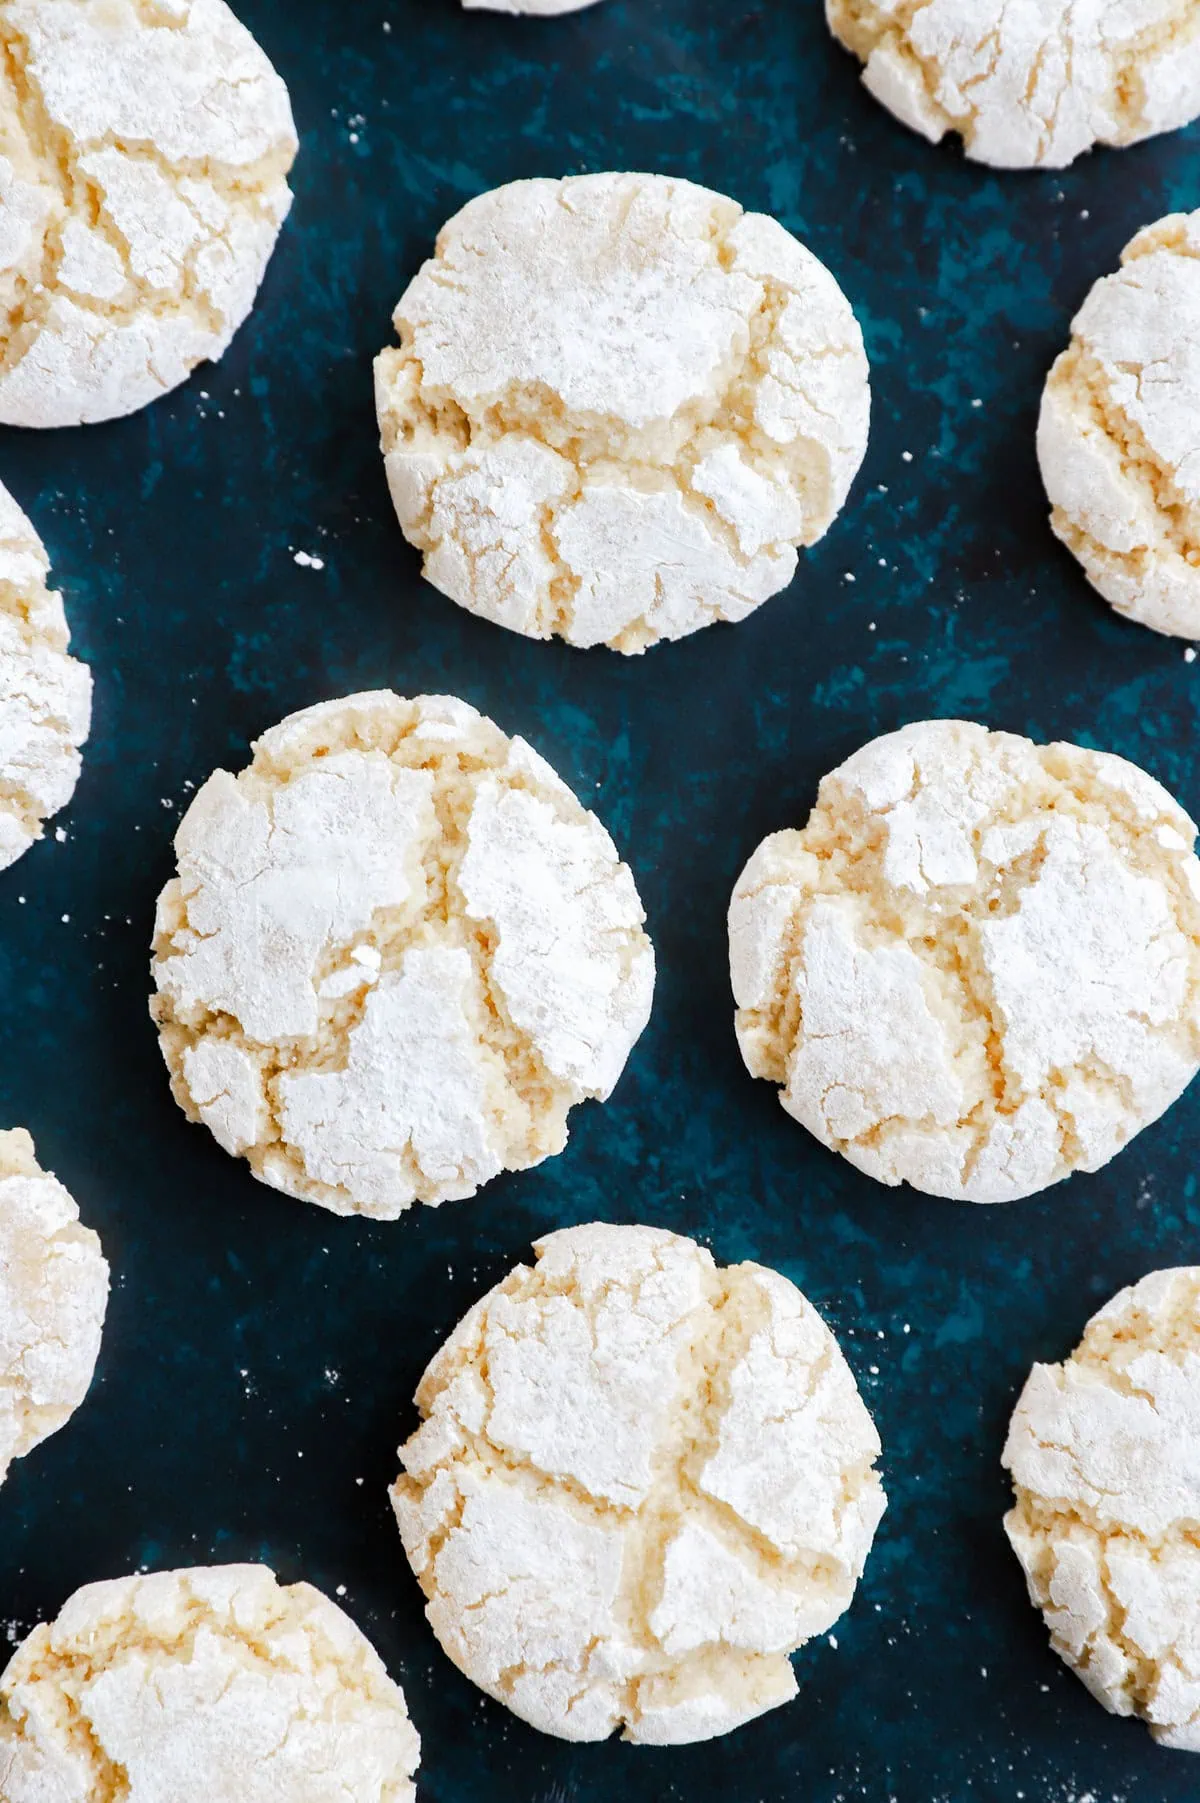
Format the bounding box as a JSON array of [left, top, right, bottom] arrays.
[[2, 2, 1199, 1798]]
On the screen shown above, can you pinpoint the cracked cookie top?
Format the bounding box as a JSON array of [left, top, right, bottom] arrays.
[[729, 719, 1200, 1203], [391, 1222, 886, 1744], [827, 0, 1200, 169], [0, 480, 91, 869], [0, 0, 297, 428], [374, 172, 869, 654], [0, 1127, 108, 1487], [1039, 211, 1200, 639], [150, 691, 655, 1219], [1003, 1269, 1200, 1750], [0, 1564, 421, 1801]]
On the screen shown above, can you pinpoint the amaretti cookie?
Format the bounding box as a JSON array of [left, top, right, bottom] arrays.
[[0, 1564, 421, 1800], [1039, 212, 1200, 638], [730, 719, 1200, 1203], [0, 481, 91, 870], [0, 0, 297, 428], [375, 172, 869, 652], [0, 1128, 108, 1486], [392, 1222, 886, 1744], [826, 0, 1200, 169], [151, 692, 655, 1218], [1004, 1269, 1200, 1751]]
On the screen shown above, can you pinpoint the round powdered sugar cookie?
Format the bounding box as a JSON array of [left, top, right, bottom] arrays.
[[0, 0, 297, 429], [0, 1128, 108, 1486], [392, 1222, 886, 1745], [1039, 213, 1200, 639], [1004, 1269, 1200, 1750], [0, 480, 91, 870], [730, 719, 1200, 1203], [375, 173, 869, 653], [151, 692, 655, 1219], [0, 1564, 421, 1800], [826, 0, 1200, 169]]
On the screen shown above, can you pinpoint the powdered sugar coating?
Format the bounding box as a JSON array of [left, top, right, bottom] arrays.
[[730, 719, 1200, 1203], [0, 1564, 420, 1801], [0, 1128, 108, 1486], [827, 0, 1200, 169], [0, 480, 91, 869], [1039, 212, 1200, 638], [375, 172, 869, 653], [392, 1222, 886, 1744], [1004, 1269, 1200, 1750], [0, 0, 297, 428], [151, 692, 654, 1219]]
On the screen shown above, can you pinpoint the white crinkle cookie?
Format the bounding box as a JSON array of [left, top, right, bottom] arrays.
[[374, 173, 869, 654], [1004, 1269, 1200, 1750], [0, 1564, 421, 1801], [392, 1222, 886, 1745], [0, 481, 91, 870], [151, 691, 655, 1219], [0, 0, 297, 429], [729, 719, 1200, 1203], [1039, 213, 1200, 639], [826, 0, 1200, 169], [0, 1127, 108, 1485]]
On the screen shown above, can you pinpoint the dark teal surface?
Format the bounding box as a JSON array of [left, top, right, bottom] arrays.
[[2, 2, 1199, 1798]]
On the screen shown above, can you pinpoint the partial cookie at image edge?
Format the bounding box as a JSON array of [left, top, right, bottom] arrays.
[[0, 1126, 109, 1486], [825, 0, 1200, 170], [1038, 209, 1200, 639], [0, 0, 298, 428], [0, 1563, 421, 1801], [463, 0, 601, 12], [0, 479, 92, 869], [1003, 1268, 1200, 1751]]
